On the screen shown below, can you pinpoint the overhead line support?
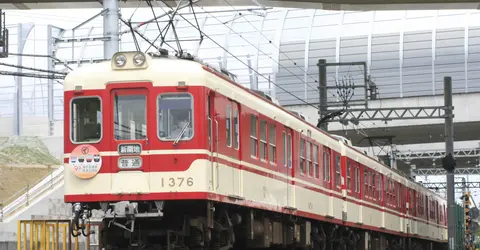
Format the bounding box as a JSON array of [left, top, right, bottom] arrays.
[[332, 106, 446, 122], [394, 148, 479, 160], [414, 168, 480, 176], [423, 182, 480, 190]]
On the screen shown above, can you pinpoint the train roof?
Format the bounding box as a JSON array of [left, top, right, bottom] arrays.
[[64, 54, 209, 91]]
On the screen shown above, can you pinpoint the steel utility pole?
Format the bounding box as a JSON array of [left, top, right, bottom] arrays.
[[318, 59, 328, 132], [103, 0, 119, 59], [443, 76, 456, 250]]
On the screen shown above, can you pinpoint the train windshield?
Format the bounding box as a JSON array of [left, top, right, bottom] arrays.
[[113, 94, 147, 140], [157, 93, 194, 141], [71, 97, 102, 143]]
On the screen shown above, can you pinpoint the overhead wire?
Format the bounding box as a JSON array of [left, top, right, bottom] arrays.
[[205, 3, 389, 150], [192, 3, 390, 154], [156, 1, 319, 109], [154, 2, 390, 156], [145, 3, 387, 152], [193, 3, 321, 95]]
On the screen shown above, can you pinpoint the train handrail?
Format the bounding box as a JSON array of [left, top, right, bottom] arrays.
[[0, 165, 65, 222]]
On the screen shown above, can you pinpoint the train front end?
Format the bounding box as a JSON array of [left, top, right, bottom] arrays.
[[63, 51, 220, 249]]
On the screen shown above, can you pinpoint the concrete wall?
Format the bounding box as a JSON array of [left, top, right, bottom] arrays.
[[39, 136, 64, 161], [0, 185, 66, 242], [0, 117, 63, 138], [0, 242, 16, 250]]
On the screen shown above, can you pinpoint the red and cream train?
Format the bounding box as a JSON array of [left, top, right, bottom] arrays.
[[63, 51, 447, 250]]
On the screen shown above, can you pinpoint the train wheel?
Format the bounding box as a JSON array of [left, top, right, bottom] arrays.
[[311, 226, 327, 250]]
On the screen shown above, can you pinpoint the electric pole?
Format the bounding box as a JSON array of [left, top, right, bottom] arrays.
[[443, 76, 456, 250]]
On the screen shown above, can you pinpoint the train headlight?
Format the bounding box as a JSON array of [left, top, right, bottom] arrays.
[[133, 53, 146, 66], [114, 54, 127, 67], [111, 51, 149, 70]]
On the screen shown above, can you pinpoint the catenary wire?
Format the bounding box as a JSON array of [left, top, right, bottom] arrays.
[[192, 3, 321, 95], [206, 0, 348, 100], [189, 7, 385, 152], [151, 2, 386, 153], [157, 2, 319, 109]]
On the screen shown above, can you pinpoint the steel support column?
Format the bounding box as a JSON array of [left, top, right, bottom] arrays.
[[444, 76, 456, 250], [47, 25, 54, 136], [103, 0, 119, 59], [13, 23, 33, 136]]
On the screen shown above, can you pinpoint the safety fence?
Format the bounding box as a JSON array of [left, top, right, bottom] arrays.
[[0, 166, 65, 222], [17, 220, 100, 250]]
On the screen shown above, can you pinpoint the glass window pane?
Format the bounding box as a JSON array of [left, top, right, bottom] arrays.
[[114, 94, 146, 140], [234, 109, 239, 149], [157, 93, 193, 141], [71, 97, 102, 143], [226, 106, 231, 147]]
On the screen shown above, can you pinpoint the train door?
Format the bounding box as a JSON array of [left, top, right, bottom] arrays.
[[208, 92, 219, 192], [286, 127, 295, 209], [231, 102, 241, 198], [110, 88, 150, 190]]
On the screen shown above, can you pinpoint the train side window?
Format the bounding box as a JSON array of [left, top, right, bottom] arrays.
[[234, 109, 239, 150], [300, 138, 305, 175], [335, 155, 341, 187], [323, 149, 330, 182], [269, 124, 276, 164], [226, 105, 232, 147], [353, 164, 360, 193], [313, 144, 319, 179], [250, 115, 258, 157], [364, 171, 368, 198], [372, 173, 376, 200], [71, 97, 102, 143], [157, 93, 193, 141], [287, 134, 292, 168], [283, 132, 287, 167], [307, 142, 312, 177], [378, 175, 382, 201], [260, 120, 267, 160]]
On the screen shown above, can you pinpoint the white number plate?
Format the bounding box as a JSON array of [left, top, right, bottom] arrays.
[[118, 157, 142, 169]]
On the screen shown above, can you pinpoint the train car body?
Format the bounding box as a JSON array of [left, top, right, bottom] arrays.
[[63, 51, 447, 250]]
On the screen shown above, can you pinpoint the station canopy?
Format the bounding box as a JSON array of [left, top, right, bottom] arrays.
[[2, 0, 480, 10]]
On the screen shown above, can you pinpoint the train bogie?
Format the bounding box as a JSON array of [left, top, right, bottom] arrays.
[[63, 51, 447, 249]]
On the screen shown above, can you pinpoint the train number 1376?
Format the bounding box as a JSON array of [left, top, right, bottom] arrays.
[[161, 177, 194, 187]]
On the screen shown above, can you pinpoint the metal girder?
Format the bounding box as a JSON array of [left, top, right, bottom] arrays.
[[330, 106, 447, 122], [0, 71, 65, 79], [396, 148, 480, 160], [53, 58, 107, 65], [55, 37, 111, 43], [422, 182, 480, 189], [414, 167, 480, 176]]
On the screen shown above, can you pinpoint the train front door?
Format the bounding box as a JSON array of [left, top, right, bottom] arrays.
[[230, 101, 242, 198], [110, 88, 151, 192]]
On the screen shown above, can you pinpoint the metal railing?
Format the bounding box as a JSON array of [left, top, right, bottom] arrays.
[[0, 166, 64, 222]]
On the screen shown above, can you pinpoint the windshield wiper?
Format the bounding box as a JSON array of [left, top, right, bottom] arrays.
[[173, 121, 189, 146]]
